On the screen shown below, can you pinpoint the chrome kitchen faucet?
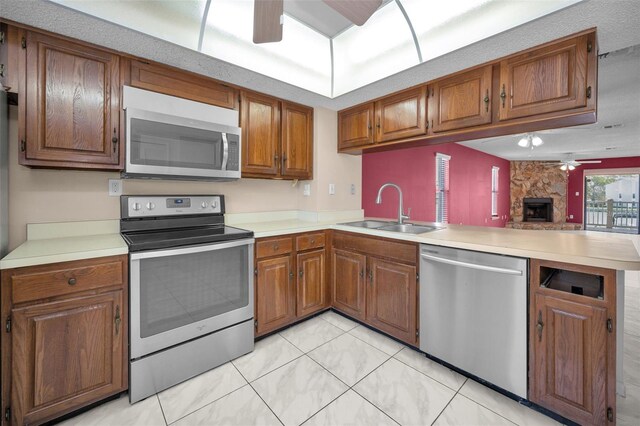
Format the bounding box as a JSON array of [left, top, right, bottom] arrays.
[[375, 183, 410, 224]]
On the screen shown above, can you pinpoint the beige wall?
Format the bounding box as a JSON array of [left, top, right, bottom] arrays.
[[7, 106, 361, 250]]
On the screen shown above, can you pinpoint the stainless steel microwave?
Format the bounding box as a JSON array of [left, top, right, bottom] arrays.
[[122, 86, 241, 181]]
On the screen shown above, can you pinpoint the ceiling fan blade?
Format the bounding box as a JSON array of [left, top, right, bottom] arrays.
[[253, 0, 283, 44], [322, 0, 383, 26], [578, 160, 603, 164]]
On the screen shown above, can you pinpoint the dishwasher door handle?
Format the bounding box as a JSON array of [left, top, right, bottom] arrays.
[[420, 253, 524, 276]]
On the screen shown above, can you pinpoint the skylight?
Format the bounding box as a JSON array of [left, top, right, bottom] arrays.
[[50, 0, 582, 98]]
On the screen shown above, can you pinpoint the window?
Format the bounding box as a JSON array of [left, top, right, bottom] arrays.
[[435, 153, 451, 223], [491, 166, 500, 217]]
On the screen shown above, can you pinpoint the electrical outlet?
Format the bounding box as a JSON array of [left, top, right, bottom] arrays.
[[108, 179, 122, 196], [350, 184, 356, 195], [329, 183, 335, 195], [575, 192, 580, 196], [303, 184, 311, 196], [569, 214, 574, 219]]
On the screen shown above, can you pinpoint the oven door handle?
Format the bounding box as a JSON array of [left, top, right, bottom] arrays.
[[221, 132, 229, 171], [130, 238, 255, 260]]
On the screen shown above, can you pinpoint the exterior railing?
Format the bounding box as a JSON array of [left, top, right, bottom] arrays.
[[585, 200, 638, 230]]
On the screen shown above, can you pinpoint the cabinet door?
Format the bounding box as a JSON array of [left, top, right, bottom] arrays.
[[338, 103, 375, 150], [281, 101, 313, 179], [429, 66, 492, 132], [331, 249, 366, 321], [11, 291, 124, 425], [130, 60, 237, 109], [297, 249, 326, 317], [374, 87, 427, 143], [531, 293, 612, 425], [24, 31, 121, 168], [366, 257, 417, 345], [240, 91, 281, 177], [255, 255, 295, 335], [499, 34, 589, 120]]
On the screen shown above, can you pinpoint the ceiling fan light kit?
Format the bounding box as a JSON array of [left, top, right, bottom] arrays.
[[518, 133, 544, 149]]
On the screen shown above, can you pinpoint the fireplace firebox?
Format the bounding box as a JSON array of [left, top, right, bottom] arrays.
[[523, 198, 553, 222]]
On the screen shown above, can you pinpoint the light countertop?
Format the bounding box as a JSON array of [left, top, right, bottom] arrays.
[[0, 220, 128, 270], [236, 218, 640, 271]]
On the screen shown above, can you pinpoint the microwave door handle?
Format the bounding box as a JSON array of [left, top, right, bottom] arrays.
[[221, 132, 229, 171]]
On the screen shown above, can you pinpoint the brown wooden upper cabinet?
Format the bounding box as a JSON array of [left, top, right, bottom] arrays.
[[428, 65, 493, 132], [375, 86, 427, 142], [22, 31, 122, 169], [129, 59, 237, 109], [338, 102, 375, 150], [498, 34, 591, 121], [281, 101, 313, 179], [241, 91, 313, 180]]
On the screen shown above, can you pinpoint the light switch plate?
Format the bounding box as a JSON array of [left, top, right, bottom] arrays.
[[350, 184, 356, 195], [329, 183, 335, 195], [108, 179, 122, 196], [303, 184, 311, 196]]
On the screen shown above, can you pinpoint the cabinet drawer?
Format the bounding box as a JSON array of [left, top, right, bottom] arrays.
[[256, 237, 294, 259], [296, 232, 325, 251], [332, 231, 417, 265], [11, 258, 125, 304]]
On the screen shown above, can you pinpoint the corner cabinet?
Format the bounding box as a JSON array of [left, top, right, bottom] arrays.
[[331, 231, 419, 346], [1, 255, 128, 426], [529, 259, 616, 425], [255, 232, 328, 336], [21, 31, 123, 169], [240, 91, 313, 180]]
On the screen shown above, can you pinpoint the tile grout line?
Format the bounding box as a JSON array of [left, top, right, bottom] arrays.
[[429, 379, 464, 426], [155, 394, 170, 426], [230, 362, 286, 426], [391, 349, 467, 393]]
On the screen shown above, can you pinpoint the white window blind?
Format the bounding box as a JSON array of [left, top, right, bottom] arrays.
[[491, 166, 500, 217], [435, 153, 451, 223]]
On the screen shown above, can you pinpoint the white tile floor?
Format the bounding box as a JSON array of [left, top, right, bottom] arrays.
[[59, 270, 640, 426]]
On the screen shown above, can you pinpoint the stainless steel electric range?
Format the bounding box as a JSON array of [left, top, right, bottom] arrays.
[[120, 195, 254, 403]]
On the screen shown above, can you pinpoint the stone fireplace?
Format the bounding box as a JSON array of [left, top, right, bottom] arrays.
[[508, 161, 582, 230], [523, 198, 553, 222]]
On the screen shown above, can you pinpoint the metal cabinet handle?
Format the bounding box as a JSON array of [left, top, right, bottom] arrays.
[[273, 244, 279, 251], [115, 305, 121, 335], [68, 277, 77, 286], [112, 127, 118, 152], [299, 269, 303, 278], [368, 269, 373, 283], [484, 90, 490, 112], [359, 269, 364, 278], [310, 239, 315, 244], [289, 271, 294, 280], [536, 311, 544, 342], [500, 84, 506, 108]]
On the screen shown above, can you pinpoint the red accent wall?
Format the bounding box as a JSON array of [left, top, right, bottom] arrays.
[[566, 156, 640, 223], [362, 144, 511, 227]]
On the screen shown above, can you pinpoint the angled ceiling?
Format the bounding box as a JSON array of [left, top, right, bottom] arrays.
[[46, 0, 580, 97]]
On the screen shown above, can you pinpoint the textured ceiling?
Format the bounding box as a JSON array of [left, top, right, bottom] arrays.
[[1, 0, 639, 161]]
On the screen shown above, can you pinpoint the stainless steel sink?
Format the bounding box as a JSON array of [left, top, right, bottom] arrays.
[[340, 220, 442, 234], [340, 220, 393, 229], [378, 224, 439, 234]]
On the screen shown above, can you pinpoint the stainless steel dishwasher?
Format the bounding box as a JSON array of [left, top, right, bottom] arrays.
[[419, 244, 528, 398]]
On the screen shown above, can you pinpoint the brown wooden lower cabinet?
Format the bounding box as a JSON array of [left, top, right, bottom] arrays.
[[331, 248, 367, 321], [331, 231, 419, 346], [1, 255, 128, 426], [254, 232, 328, 336], [529, 259, 616, 425]]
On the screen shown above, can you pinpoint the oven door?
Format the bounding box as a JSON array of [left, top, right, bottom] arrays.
[[129, 238, 253, 359], [125, 107, 241, 180]]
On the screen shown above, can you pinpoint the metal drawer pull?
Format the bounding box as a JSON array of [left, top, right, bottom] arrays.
[[420, 253, 523, 276], [68, 277, 77, 285], [115, 306, 121, 335], [273, 245, 279, 251], [536, 311, 544, 342], [310, 239, 315, 244]]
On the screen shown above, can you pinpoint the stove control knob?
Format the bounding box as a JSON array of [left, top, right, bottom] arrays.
[[211, 200, 219, 209], [132, 202, 141, 211], [146, 202, 156, 210], [201, 201, 208, 209]]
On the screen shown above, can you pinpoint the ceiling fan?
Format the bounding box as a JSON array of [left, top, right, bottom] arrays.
[[552, 158, 602, 171], [253, 0, 383, 43]]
